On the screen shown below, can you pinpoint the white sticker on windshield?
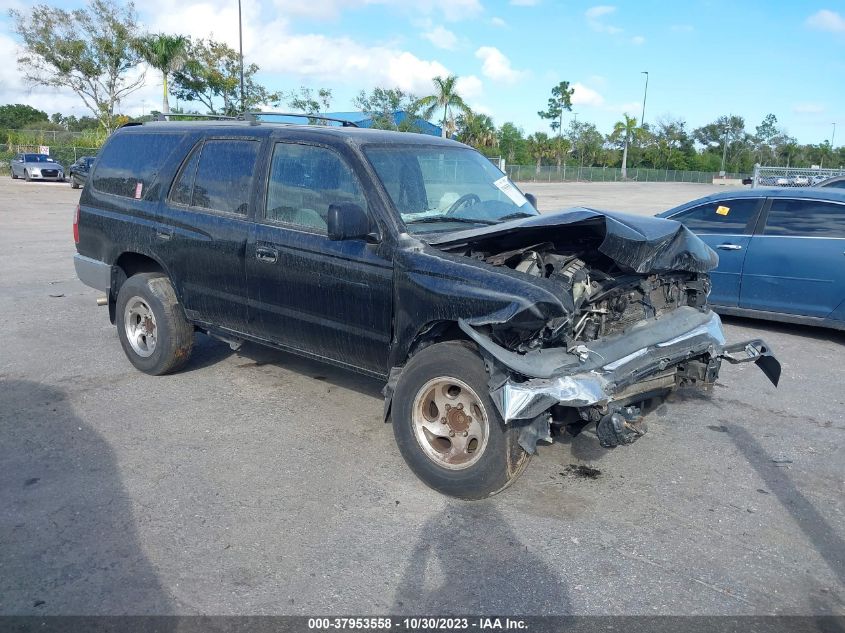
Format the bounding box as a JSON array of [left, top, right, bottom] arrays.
[[493, 176, 528, 207]]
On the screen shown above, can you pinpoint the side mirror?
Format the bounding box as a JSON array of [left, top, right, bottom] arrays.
[[327, 202, 371, 241], [525, 193, 538, 209]]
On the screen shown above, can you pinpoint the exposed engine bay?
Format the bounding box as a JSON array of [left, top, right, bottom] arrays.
[[475, 241, 711, 349]]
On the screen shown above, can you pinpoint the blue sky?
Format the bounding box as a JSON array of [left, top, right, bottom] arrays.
[[0, 0, 843, 144]]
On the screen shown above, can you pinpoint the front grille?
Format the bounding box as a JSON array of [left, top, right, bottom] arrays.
[[41, 169, 58, 177]]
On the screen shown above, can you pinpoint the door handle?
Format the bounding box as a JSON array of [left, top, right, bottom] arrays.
[[255, 246, 278, 264], [717, 243, 743, 251], [155, 228, 172, 241]]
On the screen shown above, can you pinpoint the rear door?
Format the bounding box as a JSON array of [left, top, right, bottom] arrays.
[[155, 137, 262, 332], [739, 197, 845, 318], [246, 140, 393, 375], [668, 197, 763, 306]]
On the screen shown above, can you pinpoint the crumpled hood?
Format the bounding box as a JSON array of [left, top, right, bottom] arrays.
[[426, 207, 719, 274]]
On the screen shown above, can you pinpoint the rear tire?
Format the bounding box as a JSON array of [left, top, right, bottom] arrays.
[[392, 341, 530, 499], [115, 273, 194, 375]]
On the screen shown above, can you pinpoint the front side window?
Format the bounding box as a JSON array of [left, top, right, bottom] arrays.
[[673, 199, 760, 234], [265, 143, 368, 233], [764, 199, 845, 238], [363, 145, 538, 234]]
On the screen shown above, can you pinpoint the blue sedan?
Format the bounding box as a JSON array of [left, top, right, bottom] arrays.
[[658, 188, 845, 330]]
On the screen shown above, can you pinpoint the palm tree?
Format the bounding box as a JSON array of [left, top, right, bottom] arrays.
[[526, 132, 552, 176], [611, 114, 638, 179], [458, 111, 497, 149], [417, 75, 470, 138], [136, 34, 190, 115]]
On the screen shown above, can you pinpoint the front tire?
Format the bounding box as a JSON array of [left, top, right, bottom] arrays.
[[115, 273, 194, 375], [24, 170, 30, 182], [392, 341, 530, 499], [70, 177, 79, 189]]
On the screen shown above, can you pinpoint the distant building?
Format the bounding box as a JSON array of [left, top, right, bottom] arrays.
[[322, 111, 441, 136]]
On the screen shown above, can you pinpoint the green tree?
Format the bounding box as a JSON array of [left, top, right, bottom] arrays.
[[10, 0, 144, 132], [538, 81, 574, 134], [134, 33, 189, 115], [417, 75, 469, 138], [609, 114, 638, 178], [753, 113, 780, 165], [457, 110, 496, 150], [284, 87, 332, 114], [526, 132, 552, 174], [497, 122, 525, 164], [353, 87, 421, 131], [0, 104, 48, 129], [170, 38, 281, 116]]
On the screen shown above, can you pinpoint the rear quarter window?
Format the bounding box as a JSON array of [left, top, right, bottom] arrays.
[[92, 132, 183, 199]]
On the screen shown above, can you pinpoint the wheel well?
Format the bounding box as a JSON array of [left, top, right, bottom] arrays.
[[406, 321, 475, 360], [109, 253, 166, 324], [114, 252, 164, 278]]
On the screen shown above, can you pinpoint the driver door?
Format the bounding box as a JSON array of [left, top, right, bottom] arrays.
[[246, 142, 393, 375]]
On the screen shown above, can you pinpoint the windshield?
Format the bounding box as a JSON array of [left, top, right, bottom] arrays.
[[24, 154, 54, 163], [363, 145, 538, 233]]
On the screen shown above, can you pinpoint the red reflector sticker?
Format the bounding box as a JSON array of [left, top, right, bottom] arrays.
[[134, 182, 143, 199]]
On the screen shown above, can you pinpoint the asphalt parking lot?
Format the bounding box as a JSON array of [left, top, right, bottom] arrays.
[[1, 178, 843, 616]]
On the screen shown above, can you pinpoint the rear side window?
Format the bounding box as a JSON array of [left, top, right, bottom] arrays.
[[823, 180, 845, 189], [170, 139, 259, 215], [672, 199, 760, 234], [92, 132, 182, 199], [764, 199, 845, 238]]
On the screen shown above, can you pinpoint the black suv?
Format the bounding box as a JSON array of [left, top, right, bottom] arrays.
[[73, 119, 780, 498]]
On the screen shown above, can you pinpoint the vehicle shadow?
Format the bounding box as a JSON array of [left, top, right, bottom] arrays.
[[728, 424, 845, 608], [391, 501, 571, 614], [0, 379, 174, 617], [720, 314, 845, 345]]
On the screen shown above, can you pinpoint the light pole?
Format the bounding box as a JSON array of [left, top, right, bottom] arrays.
[[832, 122, 837, 148], [640, 71, 649, 126], [720, 126, 729, 176], [238, 0, 245, 113]]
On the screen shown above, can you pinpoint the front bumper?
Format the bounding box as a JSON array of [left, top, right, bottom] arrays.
[[459, 307, 780, 424]]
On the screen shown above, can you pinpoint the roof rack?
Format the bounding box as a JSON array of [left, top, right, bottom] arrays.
[[242, 112, 359, 127], [153, 113, 239, 121]]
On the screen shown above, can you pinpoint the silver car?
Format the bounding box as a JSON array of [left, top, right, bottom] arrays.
[[9, 153, 65, 182]]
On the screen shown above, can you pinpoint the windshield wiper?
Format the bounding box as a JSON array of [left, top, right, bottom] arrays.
[[497, 212, 536, 222], [405, 215, 498, 226]]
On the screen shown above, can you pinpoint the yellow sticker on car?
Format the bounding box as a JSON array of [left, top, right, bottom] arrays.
[[716, 205, 730, 216]]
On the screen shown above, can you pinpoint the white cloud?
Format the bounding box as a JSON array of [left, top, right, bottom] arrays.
[[510, 0, 539, 5], [570, 82, 605, 107], [630, 35, 645, 45], [490, 16, 507, 27], [585, 5, 615, 19], [422, 25, 458, 50], [268, 0, 482, 21], [806, 9, 845, 33], [455, 75, 483, 99], [793, 103, 826, 114], [586, 5, 622, 34], [475, 46, 524, 83]]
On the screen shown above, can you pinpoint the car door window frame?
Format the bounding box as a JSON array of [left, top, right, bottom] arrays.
[[259, 140, 378, 239], [167, 136, 263, 219], [673, 198, 763, 235]]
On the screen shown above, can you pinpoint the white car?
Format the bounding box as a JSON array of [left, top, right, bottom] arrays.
[[9, 153, 65, 182]]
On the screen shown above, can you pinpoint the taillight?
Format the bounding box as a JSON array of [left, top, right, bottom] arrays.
[[73, 204, 80, 244]]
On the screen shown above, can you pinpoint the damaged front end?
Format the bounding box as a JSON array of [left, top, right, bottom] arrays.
[[427, 209, 781, 453]]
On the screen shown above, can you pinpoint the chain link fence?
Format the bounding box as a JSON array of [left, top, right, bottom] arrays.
[[750, 165, 845, 188], [0, 144, 100, 175], [505, 164, 746, 184]]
